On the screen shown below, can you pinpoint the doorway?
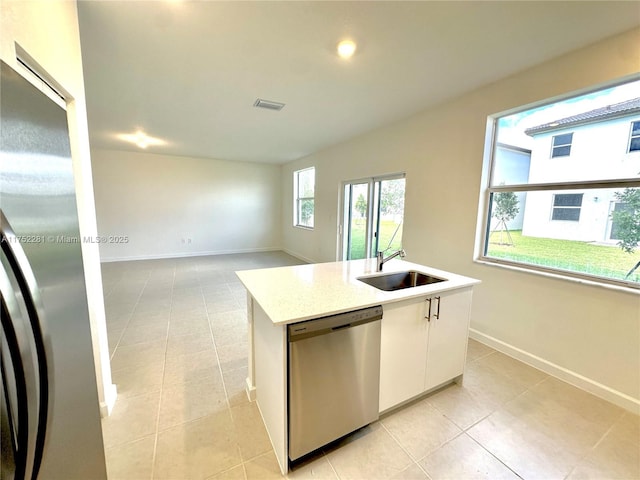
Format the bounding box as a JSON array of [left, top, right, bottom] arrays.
[[341, 175, 406, 260]]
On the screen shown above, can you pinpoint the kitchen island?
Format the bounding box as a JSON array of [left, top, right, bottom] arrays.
[[236, 258, 480, 474]]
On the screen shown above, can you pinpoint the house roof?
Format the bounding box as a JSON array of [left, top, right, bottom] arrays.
[[525, 97, 640, 136], [496, 142, 532, 154]]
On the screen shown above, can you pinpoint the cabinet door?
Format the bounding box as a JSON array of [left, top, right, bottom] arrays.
[[379, 298, 428, 412], [424, 288, 473, 391]]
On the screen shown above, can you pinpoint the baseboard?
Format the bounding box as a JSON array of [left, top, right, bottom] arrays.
[[100, 383, 118, 418], [100, 246, 282, 263], [469, 329, 640, 415], [281, 248, 316, 264], [245, 377, 256, 402]]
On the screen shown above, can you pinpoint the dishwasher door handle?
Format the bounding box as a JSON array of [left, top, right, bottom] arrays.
[[331, 323, 352, 331], [288, 305, 383, 342]]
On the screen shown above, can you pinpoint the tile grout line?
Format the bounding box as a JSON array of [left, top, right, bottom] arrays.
[[103, 431, 157, 453], [149, 262, 177, 480], [455, 373, 542, 435], [204, 451, 247, 480], [467, 348, 496, 364], [202, 276, 251, 470], [414, 430, 474, 480], [377, 421, 434, 478], [320, 450, 341, 480], [203, 285, 232, 412], [108, 272, 151, 362], [234, 447, 275, 466], [467, 432, 525, 480], [426, 394, 492, 434], [459, 372, 595, 480], [563, 408, 627, 479], [454, 358, 552, 434]]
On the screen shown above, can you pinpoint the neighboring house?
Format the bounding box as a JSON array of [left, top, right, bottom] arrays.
[[491, 142, 531, 230], [521, 97, 640, 243]]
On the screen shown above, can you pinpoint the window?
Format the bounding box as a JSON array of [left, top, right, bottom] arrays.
[[294, 167, 315, 228], [479, 78, 640, 288], [551, 194, 582, 221], [629, 121, 640, 152], [551, 133, 573, 157]]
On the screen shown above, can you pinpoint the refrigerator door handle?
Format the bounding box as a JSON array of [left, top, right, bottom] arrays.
[[0, 209, 52, 480], [1, 268, 32, 480]]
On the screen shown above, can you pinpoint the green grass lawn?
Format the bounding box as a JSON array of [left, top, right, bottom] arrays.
[[347, 222, 639, 284], [348, 219, 403, 260], [487, 230, 640, 283]]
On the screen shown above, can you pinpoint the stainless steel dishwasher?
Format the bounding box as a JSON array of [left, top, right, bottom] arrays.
[[288, 305, 383, 461]]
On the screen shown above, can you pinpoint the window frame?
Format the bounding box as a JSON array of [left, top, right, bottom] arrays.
[[293, 167, 315, 229], [550, 132, 573, 158], [628, 120, 640, 153], [477, 79, 640, 291], [481, 181, 640, 290]]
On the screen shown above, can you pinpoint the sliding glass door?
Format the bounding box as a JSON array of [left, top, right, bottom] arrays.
[[342, 175, 405, 260], [342, 182, 370, 260]]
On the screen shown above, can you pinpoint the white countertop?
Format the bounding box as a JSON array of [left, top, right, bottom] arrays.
[[236, 258, 480, 325]]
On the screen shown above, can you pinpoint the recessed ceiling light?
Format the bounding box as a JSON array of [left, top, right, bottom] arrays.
[[337, 40, 357, 59], [116, 131, 167, 149]]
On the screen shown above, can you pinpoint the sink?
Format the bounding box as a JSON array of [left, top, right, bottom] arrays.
[[358, 270, 446, 291]]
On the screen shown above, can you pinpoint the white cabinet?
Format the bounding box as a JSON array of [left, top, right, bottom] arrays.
[[379, 287, 473, 412], [379, 298, 428, 411], [424, 288, 473, 390]]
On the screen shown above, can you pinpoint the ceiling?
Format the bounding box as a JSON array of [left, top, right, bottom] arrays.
[[77, 1, 640, 164]]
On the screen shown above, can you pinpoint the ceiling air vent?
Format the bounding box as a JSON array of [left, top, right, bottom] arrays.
[[253, 98, 285, 111]]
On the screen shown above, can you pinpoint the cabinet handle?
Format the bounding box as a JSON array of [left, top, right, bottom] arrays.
[[434, 296, 441, 320], [425, 297, 432, 322]]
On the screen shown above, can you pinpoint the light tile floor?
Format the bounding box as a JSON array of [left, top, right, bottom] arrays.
[[101, 252, 640, 480]]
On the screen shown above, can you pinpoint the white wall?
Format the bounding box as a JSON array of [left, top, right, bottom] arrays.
[[282, 28, 640, 412], [492, 145, 531, 230], [522, 189, 616, 242], [528, 116, 640, 184], [522, 115, 640, 242], [92, 149, 282, 262], [0, 1, 115, 414]]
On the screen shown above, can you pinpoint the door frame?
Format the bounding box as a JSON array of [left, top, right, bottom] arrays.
[[338, 173, 405, 261]]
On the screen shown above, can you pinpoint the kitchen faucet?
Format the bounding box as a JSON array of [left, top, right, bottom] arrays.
[[376, 249, 406, 272]]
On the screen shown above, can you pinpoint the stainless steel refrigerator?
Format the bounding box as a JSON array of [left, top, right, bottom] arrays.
[[0, 60, 107, 479]]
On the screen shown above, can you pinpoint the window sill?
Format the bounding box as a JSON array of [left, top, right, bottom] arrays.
[[294, 225, 314, 231], [474, 257, 640, 295]]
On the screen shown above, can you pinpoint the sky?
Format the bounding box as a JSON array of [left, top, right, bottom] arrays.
[[497, 78, 640, 148]]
